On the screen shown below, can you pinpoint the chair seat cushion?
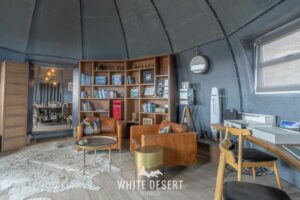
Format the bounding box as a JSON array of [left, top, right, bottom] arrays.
[[223, 181, 291, 200], [233, 148, 277, 162]]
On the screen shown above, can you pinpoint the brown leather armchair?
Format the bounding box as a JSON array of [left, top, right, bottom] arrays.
[[130, 121, 197, 167], [77, 116, 122, 151]]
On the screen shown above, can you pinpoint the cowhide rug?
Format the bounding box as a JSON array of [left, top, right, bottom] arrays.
[[0, 141, 120, 200]]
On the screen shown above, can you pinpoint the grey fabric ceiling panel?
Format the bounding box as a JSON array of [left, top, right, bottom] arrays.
[[209, 0, 282, 35], [0, 0, 36, 51], [153, 0, 223, 53], [116, 0, 171, 58], [27, 0, 81, 59], [81, 0, 127, 60]]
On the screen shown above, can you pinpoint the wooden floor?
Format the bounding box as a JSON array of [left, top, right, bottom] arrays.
[[1, 137, 300, 200]]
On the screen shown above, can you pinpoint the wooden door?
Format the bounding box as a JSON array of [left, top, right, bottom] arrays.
[[0, 61, 29, 151]]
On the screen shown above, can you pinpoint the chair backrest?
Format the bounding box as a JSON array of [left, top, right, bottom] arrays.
[[221, 127, 252, 165], [219, 139, 236, 164]]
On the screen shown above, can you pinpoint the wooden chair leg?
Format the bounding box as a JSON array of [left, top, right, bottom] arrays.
[[237, 164, 242, 181], [252, 167, 256, 181], [214, 153, 226, 200], [273, 162, 282, 189]]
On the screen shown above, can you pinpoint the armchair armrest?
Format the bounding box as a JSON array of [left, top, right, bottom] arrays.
[[130, 125, 160, 140]]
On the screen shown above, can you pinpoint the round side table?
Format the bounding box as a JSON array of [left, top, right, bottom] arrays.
[[135, 146, 164, 190]]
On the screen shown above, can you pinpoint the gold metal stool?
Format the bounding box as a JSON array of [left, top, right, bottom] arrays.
[[135, 146, 164, 190]]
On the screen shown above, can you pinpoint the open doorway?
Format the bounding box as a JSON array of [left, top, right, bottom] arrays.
[[32, 65, 73, 133]]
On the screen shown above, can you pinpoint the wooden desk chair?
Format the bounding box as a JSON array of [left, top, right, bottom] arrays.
[[214, 127, 282, 200]]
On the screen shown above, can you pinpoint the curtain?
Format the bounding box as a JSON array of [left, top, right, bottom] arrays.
[[35, 83, 61, 105]]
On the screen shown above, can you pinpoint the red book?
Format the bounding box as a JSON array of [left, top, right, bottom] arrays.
[[112, 100, 122, 121]]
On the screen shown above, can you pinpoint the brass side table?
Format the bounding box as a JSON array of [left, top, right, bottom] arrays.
[[135, 146, 164, 189], [76, 136, 117, 175]]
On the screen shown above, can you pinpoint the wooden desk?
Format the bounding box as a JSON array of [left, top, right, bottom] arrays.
[[212, 123, 300, 200], [211, 123, 300, 171]]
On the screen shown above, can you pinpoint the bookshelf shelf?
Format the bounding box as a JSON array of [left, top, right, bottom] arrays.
[[78, 54, 176, 129]]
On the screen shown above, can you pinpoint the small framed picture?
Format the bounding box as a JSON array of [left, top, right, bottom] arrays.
[[143, 118, 153, 125], [142, 70, 154, 83], [68, 82, 73, 92]]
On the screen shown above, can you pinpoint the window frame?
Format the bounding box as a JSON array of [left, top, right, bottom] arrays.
[[254, 18, 300, 94]]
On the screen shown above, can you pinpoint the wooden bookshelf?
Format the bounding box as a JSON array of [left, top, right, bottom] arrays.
[[78, 54, 176, 127]]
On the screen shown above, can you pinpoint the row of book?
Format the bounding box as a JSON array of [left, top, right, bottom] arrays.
[[94, 89, 121, 99], [141, 103, 156, 113], [81, 74, 92, 85], [81, 101, 94, 111]]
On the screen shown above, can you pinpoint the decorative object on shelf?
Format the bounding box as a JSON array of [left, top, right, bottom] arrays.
[[132, 112, 137, 121], [111, 74, 123, 85], [126, 75, 136, 85], [144, 87, 155, 96], [68, 82, 73, 92], [190, 53, 208, 74], [95, 75, 107, 85], [155, 107, 167, 114], [112, 100, 123, 121], [142, 118, 153, 125], [130, 88, 139, 98], [142, 69, 154, 83]]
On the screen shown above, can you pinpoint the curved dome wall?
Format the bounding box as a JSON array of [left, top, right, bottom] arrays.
[[1, 0, 300, 133]]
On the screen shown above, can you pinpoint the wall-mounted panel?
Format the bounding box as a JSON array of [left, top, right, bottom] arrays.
[[116, 0, 171, 58], [209, 0, 281, 35], [153, 0, 223, 53]]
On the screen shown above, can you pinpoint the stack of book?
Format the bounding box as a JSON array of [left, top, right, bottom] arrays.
[[127, 75, 136, 85], [163, 79, 168, 98], [94, 89, 118, 99], [112, 74, 123, 85], [81, 74, 92, 85], [81, 101, 94, 111], [95, 76, 107, 85], [142, 103, 156, 113]]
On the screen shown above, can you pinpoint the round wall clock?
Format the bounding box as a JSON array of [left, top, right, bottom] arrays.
[[190, 55, 208, 74]]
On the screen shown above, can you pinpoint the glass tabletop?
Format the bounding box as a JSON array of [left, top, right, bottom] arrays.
[[76, 136, 117, 149]]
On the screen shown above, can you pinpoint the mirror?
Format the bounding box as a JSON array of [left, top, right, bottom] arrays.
[[190, 55, 208, 74]]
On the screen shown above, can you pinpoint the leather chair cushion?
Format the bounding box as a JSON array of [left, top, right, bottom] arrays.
[[99, 116, 116, 133], [233, 148, 277, 162], [159, 120, 187, 133], [223, 181, 291, 200]]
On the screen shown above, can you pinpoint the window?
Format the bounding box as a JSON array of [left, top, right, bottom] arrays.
[[255, 23, 300, 94]]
